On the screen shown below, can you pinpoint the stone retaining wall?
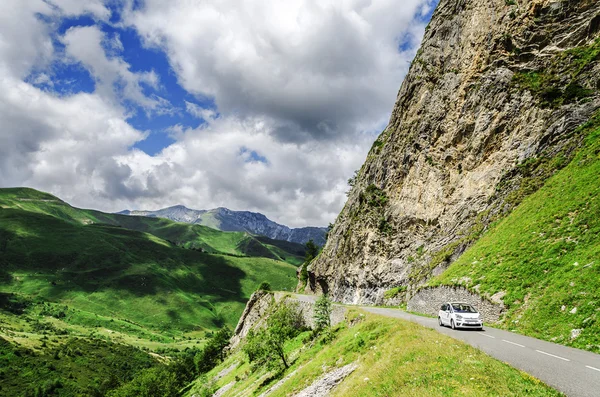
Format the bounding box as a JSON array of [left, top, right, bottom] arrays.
[[407, 286, 504, 323]]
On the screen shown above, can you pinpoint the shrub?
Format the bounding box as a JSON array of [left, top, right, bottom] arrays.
[[314, 294, 332, 330], [195, 327, 232, 374], [243, 303, 304, 370]]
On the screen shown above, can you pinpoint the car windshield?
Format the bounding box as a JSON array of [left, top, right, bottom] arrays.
[[451, 304, 477, 313]]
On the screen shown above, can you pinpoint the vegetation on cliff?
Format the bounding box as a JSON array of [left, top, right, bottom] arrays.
[[429, 114, 600, 351]]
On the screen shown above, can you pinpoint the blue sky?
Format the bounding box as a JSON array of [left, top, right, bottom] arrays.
[[1, 0, 438, 227]]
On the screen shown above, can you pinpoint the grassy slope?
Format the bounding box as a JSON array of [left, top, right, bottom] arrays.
[[428, 116, 600, 351], [187, 310, 559, 397], [0, 189, 298, 336], [0, 189, 300, 395], [0, 334, 158, 397], [0, 188, 306, 265]]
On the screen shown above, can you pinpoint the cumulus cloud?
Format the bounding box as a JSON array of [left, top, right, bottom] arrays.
[[124, 0, 435, 141], [47, 0, 111, 20], [0, 0, 436, 227], [115, 115, 369, 226], [61, 25, 173, 114], [0, 74, 146, 201]]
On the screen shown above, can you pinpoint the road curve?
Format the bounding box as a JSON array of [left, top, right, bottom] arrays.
[[291, 294, 600, 397]]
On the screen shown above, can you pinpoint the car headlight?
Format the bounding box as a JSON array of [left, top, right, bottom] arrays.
[[455, 315, 463, 320]]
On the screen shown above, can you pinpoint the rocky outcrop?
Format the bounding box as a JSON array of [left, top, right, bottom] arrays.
[[229, 290, 274, 349], [305, 0, 600, 305], [292, 363, 358, 397], [119, 206, 327, 245], [229, 292, 347, 350], [407, 286, 504, 323]]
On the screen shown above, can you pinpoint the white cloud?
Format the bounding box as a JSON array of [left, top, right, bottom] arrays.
[[185, 101, 217, 121], [47, 0, 111, 20], [61, 25, 172, 114], [0, 0, 436, 227], [0, 74, 146, 200], [114, 115, 369, 226], [125, 0, 435, 141]]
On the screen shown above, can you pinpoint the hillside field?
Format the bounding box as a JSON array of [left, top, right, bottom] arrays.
[[429, 114, 600, 352]]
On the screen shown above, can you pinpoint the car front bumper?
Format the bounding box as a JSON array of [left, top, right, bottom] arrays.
[[456, 320, 483, 328]]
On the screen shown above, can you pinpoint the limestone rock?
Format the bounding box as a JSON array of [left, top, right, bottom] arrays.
[[304, 0, 600, 305]]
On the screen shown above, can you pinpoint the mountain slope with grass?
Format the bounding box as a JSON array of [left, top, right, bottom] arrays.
[[0, 188, 306, 265], [119, 205, 327, 246], [0, 188, 302, 395], [427, 115, 600, 352], [0, 187, 298, 333], [186, 298, 559, 397]]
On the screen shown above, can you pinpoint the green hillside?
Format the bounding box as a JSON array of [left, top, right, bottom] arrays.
[[429, 115, 600, 351], [187, 308, 559, 397], [0, 192, 298, 334], [0, 188, 300, 339], [0, 188, 302, 395], [0, 188, 306, 265]]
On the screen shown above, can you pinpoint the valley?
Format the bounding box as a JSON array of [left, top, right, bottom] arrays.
[[0, 188, 303, 395]]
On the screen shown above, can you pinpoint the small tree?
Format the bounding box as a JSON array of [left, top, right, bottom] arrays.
[[300, 240, 320, 286], [313, 294, 332, 330], [195, 327, 232, 374], [257, 281, 271, 291], [325, 223, 334, 241], [305, 240, 319, 262], [243, 303, 304, 370]]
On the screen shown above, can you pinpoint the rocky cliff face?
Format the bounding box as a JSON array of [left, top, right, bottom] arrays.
[[119, 206, 327, 245], [306, 0, 600, 304]]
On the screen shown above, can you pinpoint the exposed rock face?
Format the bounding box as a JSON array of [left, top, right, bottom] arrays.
[[292, 363, 358, 397], [229, 292, 347, 350], [119, 206, 327, 245], [306, 0, 600, 304], [229, 290, 274, 349]]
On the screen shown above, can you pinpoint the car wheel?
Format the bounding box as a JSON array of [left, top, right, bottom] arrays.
[[438, 317, 443, 327], [451, 319, 456, 330]]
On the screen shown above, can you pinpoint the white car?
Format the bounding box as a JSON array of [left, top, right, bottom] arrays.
[[438, 302, 483, 330]]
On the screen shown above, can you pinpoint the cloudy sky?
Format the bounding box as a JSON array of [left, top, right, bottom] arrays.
[[0, 0, 437, 227]]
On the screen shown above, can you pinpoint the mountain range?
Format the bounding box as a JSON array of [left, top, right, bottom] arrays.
[[118, 205, 327, 246]]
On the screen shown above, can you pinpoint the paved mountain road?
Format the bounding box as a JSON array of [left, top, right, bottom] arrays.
[[292, 294, 600, 397]]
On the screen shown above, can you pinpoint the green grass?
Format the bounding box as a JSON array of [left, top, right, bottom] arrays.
[[383, 286, 407, 300], [187, 311, 560, 397], [0, 187, 306, 265], [0, 188, 302, 395], [0, 188, 299, 342], [0, 334, 158, 396], [428, 115, 600, 351]]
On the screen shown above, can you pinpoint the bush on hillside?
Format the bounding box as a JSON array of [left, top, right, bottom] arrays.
[[106, 366, 179, 397], [195, 327, 232, 374], [243, 303, 304, 370], [313, 294, 332, 330]]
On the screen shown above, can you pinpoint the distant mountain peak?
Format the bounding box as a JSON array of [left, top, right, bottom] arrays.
[[118, 205, 326, 246]]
